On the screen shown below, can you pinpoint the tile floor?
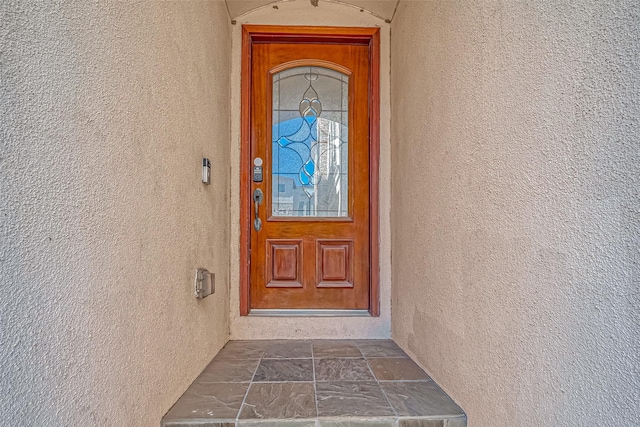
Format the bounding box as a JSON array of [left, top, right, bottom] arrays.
[[162, 340, 466, 427]]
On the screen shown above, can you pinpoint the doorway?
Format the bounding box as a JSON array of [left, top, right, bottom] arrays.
[[240, 26, 380, 316]]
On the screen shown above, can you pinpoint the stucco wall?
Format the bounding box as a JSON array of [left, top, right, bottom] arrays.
[[1, 2, 231, 425], [229, 0, 392, 339], [390, 1, 639, 426]]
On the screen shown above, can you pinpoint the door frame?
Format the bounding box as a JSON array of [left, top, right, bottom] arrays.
[[239, 25, 380, 316]]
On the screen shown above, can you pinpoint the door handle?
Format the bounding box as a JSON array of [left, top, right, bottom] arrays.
[[253, 188, 263, 231]]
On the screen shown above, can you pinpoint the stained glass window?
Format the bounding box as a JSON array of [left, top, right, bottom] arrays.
[[271, 66, 349, 217]]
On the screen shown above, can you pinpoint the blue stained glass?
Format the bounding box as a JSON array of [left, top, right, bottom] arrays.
[[272, 143, 303, 179], [299, 170, 310, 185], [274, 118, 312, 145], [271, 66, 349, 217], [303, 159, 315, 176]]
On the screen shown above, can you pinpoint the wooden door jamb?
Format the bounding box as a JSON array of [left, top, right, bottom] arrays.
[[239, 25, 380, 316]]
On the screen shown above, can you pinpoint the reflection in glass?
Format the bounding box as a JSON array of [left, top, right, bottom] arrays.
[[272, 66, 349, 217]]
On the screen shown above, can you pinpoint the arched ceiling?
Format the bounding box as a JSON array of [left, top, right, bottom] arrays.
[[225, 0, 399, 21]]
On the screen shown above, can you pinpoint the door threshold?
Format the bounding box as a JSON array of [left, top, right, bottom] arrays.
[[248, 309, 371, 317]]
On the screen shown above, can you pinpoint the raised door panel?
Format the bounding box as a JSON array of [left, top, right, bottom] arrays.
[[317, 240, 353, 288], [266, 240, 303, 288]]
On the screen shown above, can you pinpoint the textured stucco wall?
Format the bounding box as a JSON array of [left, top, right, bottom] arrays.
[[229, 0, 392, 339], [391, 1, 639, 426], [1, 2, 231, 425]]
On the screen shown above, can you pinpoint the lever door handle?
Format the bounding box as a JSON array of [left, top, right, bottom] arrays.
[[253, 188, 263, 231]]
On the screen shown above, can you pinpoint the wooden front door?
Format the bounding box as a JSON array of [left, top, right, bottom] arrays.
[[240, 26, 380, 315]]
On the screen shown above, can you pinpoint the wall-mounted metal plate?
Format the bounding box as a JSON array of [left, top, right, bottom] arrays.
[[195, 268, 214, 299]]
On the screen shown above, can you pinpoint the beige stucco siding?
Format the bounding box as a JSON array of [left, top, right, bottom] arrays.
[[229, 0, 393, 339], [390, 1, 640, 426], [2, 0, 639, 425], [1, 2, 232, 425]]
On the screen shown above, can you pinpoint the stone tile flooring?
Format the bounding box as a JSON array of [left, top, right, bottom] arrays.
[[162, 340, 466, 427]]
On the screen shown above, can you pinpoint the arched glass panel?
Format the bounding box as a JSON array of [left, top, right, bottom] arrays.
[[271, 66, 349, 217]]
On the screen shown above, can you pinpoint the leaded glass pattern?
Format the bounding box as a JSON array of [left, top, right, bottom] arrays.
[[272, 66, 349, 217]]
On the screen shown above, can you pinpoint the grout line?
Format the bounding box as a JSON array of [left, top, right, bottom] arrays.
[[311, 342, 320, 420], [260, 357, 313, 360], [235, 350, 263, 424], [364, 355, 410, 359], [313, 356, 364, 359], [365, 355, 399, 419]]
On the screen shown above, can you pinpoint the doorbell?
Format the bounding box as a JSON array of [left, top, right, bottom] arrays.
[[202, 158, 211, 185]]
